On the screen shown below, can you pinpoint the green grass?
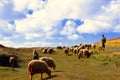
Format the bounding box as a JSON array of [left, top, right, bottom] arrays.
[[0, 48, 120, 80]]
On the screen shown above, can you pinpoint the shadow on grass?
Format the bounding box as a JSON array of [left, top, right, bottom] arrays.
[[53, 70, 64, 72], [42, 70, 64, 80], [43, 75, 58, 80]]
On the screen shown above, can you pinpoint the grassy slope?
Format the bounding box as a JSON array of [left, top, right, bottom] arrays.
[[0, 46, 120, 80], [95, 37, 120, 47]]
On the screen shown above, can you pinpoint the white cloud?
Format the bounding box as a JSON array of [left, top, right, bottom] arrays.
[[0, 20, 15, 36], [61, 20, 76, 35], [58, 42, 63, 45], [13, 0, 47, 11], [60, 20, 80, 40], [0, 38, 15, 47], [0, 0, 26, 20], [13, 0, 114, 41], [18, 41, 52, 47], [77, 19, 112, 34], [15, 9, 58, 40], [68, 34, 80, 40], [0, 0, 120, 47], [0, 2, 3, 7], [25, 33, 42, 40], [77, 0, 120, 34], [0, 39, 53, 48], [114, 24, 120, 32], [13, 0, 113, 41]]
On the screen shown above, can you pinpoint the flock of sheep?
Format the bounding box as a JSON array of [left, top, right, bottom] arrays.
[[8, 43, 98, 80], [64, 44, 96, 59], [28, 44, 97, 80], [28, 50, 56, 80], [8, 49, 56, 80], [28, 57, 56, 80]]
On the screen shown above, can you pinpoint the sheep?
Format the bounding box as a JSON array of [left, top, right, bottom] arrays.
[[9, 56, 15, 70], [78, 49, 92, 59], [33, 49, 39, 60], [42, 48, 48, 54], [73, 48, 79, 56], [64, 48, 69, 55], [91, 44, 96, 49], [56, 46, 63, 49], [69, 47, 74, 53], [39, 57, 56, 70], [28, 60, 51, 80], [47, 48, 54, 54]]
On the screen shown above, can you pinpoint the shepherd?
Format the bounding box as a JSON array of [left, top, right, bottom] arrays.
[[101, 34, 106, 51]]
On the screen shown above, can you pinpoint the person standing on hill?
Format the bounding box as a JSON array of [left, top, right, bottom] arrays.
[[101, 34, 106, 51]]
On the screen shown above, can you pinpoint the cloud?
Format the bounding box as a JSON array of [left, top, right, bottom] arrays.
[[12, 0, 47, 11], [68, 34, 80, 40], [114, 24, 120, 32], [61, 20, 80, 40], [77, 19, 112, 34], [18, 41, 52, 47], [61, 20, 76, 35], [0, 37, 16, 47], [0, 20, 16, 37], [0, 39, 52, 48], [25, 33, 42, 40], [77, 0, 120, 34], [13, 0, 113, 39], [0, 0, 120, 47], [0, 0, 26, 20]]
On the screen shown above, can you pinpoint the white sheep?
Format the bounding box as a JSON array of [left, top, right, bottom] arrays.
[[9, 56, 15, 70], [39, 57, 56, 70], [28, 60, 51, 80]]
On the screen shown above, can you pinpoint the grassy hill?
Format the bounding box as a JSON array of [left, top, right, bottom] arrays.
[[95, 37, 120, 47], [0, 41, 120, 80]]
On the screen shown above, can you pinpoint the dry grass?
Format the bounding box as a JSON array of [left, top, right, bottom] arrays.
[[0, 47, 120, 80], [95, 37, 120, 47]]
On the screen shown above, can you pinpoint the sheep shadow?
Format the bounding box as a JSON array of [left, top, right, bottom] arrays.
[[43, 70, 64, 80], [43, 75, 58, 80], [52, 70, 64, 72]]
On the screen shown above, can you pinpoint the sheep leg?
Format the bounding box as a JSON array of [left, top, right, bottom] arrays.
[[12, 64, 14, 71], [78, 54, 80, 59], [41, 73, 43, 80], [30, 74, 32, 80]]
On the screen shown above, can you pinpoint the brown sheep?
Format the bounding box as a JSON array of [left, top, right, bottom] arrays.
[[73, 48, 79, 56], [91, 44, 96, 49], [33, 49, 39, 60], [47, 48, 55, 54], [64, 49, 69, 55], [39, 57, 56, 70], [42, 48, 48, 54], [28, 60, 51, 80], [78, 49, 92, 59]]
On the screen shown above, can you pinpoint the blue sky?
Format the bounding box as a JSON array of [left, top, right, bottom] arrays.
[[0, 0, 120, 48]]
